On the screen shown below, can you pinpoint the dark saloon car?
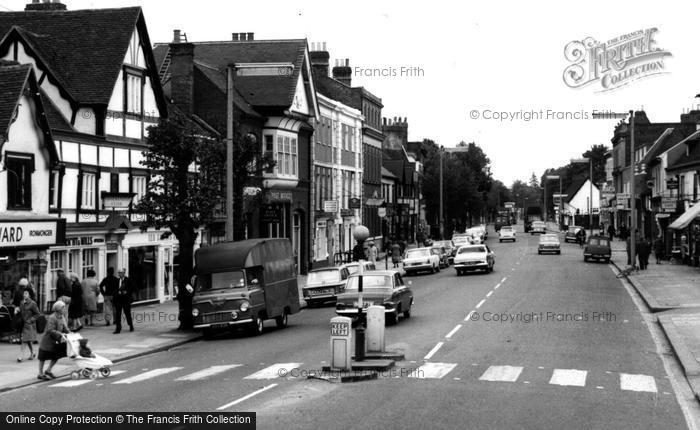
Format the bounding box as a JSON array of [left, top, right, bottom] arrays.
[[565, 226, 584, 243], [335, 270, 414, 325], [583, 236, 612, 263]]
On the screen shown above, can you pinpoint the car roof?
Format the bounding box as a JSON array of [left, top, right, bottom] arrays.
[[310, 267, 341, 273], [459, 244, 486, 250], [408, 247, 432, 251], [348, 270, 399, 277]]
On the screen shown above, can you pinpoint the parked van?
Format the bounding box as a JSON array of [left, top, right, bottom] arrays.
[[191, 238, 300, 336]]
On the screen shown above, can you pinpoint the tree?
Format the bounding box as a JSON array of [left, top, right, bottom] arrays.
[[135, 114, 225, 328], [528, 172, 540, 188], [230, 126, 275, 240]]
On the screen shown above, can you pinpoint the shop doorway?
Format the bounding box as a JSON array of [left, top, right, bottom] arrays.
[[106, 252, 118, 274], [129, 246, 157, 302]]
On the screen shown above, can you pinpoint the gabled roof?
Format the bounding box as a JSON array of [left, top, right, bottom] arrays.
[[154, 39, 309, 110], [313, 69, 360, 109], [563, 176, 589, 203], [0, 7, 165, 110], [0, 62, 58, 162], [381, 166, 398, 179], [667, 131, 700, 172], [640, 127, 679, 165]]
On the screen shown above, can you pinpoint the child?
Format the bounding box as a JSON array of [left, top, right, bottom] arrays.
[[78, 338, 95, 358]]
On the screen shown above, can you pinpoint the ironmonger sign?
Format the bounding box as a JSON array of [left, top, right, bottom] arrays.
[[0, 219, 65, 248]]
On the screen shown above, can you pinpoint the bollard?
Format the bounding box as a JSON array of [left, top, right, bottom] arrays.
[[330, 316, 353, 370], [366, 305, 385, 353]]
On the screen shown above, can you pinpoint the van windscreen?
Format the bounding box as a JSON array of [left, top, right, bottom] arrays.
[[197, 270, 246, 291]]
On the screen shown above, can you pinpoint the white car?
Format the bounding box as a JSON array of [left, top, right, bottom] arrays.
[[498, 226, 516, 242], [403, 247, 441, 275], [454, 244, 495, 275], [466, 228, 484, 244]]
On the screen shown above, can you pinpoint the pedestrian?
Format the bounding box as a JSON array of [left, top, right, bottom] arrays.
[[637, 239, 650, 270], [391, 241, 402, 268], [654, 237, 664, 264], [113, 268, 134, 334], [81, 269, 100, 326], [99, 267, 119, 327], [367, 241, 378, 264], [607, 224, 616, 242], [37, 301, 70, 380], [619, 224, 628, 242], [68, 273, 83, 331], [577, 228, 586, 248], [17, 289, 40, 362], [626, 236, 632, 265], [176, 276, 195, 331], [55, 270, 72, 319]]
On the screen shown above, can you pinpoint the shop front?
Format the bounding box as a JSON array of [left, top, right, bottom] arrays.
[[0, 216, 66, 313]]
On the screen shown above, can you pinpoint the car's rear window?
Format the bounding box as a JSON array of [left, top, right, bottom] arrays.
[[588, 238, 610, 246], [346, 275, 390, 290], [308, 270, 340, 283], [459, 246, 486, 254], [406, 249, 430, 258]]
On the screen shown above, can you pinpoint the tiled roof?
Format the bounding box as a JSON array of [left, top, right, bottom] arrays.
[[39, 90, 73, 132], [154, 40, 307, 109], [313, 70, 360, 109], [667, 131, 700, 172], [381, 166, 398, 179], [0, 63, 31, 137], [0, 7, 146, 105], [564, 176, 588, 204]]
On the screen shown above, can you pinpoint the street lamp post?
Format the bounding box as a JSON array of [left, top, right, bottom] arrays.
[[629, 110, 637, 269], [352, 225, 370, 361]]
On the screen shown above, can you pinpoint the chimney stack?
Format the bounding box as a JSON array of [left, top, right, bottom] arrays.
[[309, 42, 330, 78], [332, 58, 352, 86], [25, 0, 67, 11], [233, 33, 254, 41], [169, 31, 195, 115]]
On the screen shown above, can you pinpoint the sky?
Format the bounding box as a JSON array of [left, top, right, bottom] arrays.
[[4, 0, 700, 186]]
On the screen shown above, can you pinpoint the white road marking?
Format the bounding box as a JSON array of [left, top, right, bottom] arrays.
[[244, 363, 302, 380], [549, 369, 587, 387], [175, 365, 242, 381], [409, 362, 457, 379], [523, 381, 530, 384], [537, 367, 545, 370], [501, 277, 507, 283], [486, 291, 493, 298], [453, 377, 461, 381], [445, 325, 462, 339], [465, 311, 475, 322], [424, 342, 444, 360], [479, 365, 523, 382], [216, 384, 278, 410], [113, 367, 182, 385], [597, 386, 605, 390], [620, 373, 657, 393], [476, 300, 485, 309], [494, 283, 501, 289]]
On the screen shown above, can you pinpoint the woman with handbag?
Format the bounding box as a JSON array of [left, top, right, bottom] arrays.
[[37, 301, 70, 380], [17, 289, 40, 362]]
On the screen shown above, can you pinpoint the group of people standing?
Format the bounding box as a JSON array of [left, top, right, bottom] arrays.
[[10, 267, 137, 381]]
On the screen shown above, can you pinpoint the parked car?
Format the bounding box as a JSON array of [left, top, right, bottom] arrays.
[[454, 244, 495, 275], [403, 247, 441, 275], [191, 238, 300, 336], [344, 261, 376, 276], [431, 245, 450, 268], [498, 226, 516, 242], [538, 233, 561, 254], [302, 265, 352, 307], [434, 240, 456, 264], [564, 226, 584, 243], [335, 270, 414, 325], [584, 235, 612, 263], [466, 228, 484, 244], [530, 221, 546, 235], [452, 234, 473, 249]]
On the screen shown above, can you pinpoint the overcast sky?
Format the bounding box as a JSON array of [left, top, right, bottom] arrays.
[[5, 0, 700, 186]]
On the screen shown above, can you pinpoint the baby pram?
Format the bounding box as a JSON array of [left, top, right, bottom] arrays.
[[64, 332, 113, 379]]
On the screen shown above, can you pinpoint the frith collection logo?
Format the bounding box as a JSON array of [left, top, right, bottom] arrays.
[[563, 28, 672, 92]]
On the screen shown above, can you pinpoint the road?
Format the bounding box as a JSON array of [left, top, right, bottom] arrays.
[[0, 225, 692, 429]]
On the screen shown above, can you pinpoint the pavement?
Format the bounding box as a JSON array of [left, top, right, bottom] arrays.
[[0, 223, 690, 429], [0, 275, 310, 393], [546, 221, 700, 405]]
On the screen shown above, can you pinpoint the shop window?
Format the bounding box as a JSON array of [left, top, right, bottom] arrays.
[[82, 249, 96, 280], [5, 153, 34, 210], [81, 172, 96, 210], [68, 249, 80, 275]]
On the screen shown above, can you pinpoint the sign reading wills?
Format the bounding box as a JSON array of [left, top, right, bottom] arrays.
[[563, 28, 672, 92]]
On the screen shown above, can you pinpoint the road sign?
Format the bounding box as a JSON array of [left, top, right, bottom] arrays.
[[666, 178, 679, 190], [616, 193, 630, 200], [552, 193, 568, 199], [378, 207, 387, 218], [349, 198, 361, 209], [662, 197, 676, 212], [504, 202, 514, 209]]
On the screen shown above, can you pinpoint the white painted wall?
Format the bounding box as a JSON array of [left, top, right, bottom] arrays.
[[74, 108, 96, 135], [61, 142, 80, 163], [567, 179, 600, 215], [62, 168, 79, 209], [80, 144, 97, 165], [1, 95, 52, 214]]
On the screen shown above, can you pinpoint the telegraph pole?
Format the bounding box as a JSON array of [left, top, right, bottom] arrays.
[[630, 110, 636, 268]]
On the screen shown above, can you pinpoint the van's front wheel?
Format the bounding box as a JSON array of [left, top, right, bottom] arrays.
[[275, 311, 288, 329], [249, 315, 264, 336]]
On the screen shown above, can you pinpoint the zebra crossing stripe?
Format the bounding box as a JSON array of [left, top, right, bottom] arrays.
[[549, 369, 587, 387], [479, 365, 523, 382], [244, 363, 301, 380], [175, 365, 242, 381], [113, 367, 182, 384], [409, 362, 457, 379], [620, 373, 657, 393]]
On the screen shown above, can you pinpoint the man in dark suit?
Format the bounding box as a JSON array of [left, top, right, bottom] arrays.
[[99, 267, 119, 326], [113, 268, 135, 334]]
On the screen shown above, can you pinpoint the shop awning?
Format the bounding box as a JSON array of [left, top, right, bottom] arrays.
[[668, 203, 700, 230]]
